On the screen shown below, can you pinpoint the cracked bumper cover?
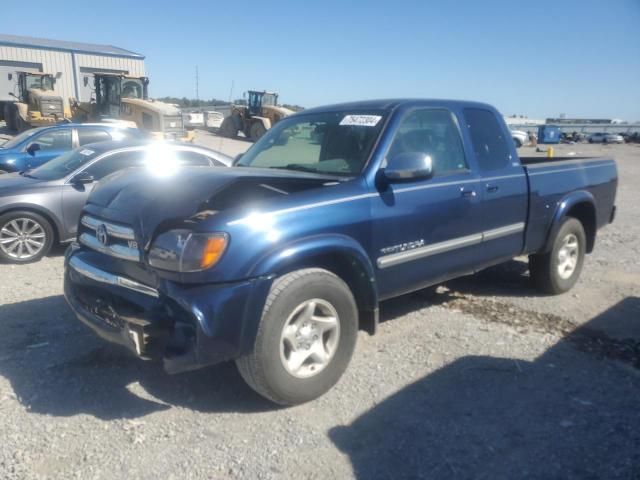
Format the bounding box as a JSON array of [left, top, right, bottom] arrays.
[[63, 248, 273, 374]]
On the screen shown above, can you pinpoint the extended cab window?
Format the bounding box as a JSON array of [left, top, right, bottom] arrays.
[[463, 108, 511, 171], [387, 108, 467, 176]]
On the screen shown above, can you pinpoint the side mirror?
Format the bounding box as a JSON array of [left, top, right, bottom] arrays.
[[26, 143, 41, 156], [70, 171, 95, 185], [383, 152, 434, 182]]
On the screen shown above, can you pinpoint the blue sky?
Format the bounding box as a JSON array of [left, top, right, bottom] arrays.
[[3, 0, 640, 120]]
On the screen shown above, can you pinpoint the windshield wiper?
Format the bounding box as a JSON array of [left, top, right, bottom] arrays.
[[270, 164, 322, 174]]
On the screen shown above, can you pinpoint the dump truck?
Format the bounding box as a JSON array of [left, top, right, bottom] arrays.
[[71, 73, 191, 141], [1, 71, 68, 132], [220, 90, 293, 140]]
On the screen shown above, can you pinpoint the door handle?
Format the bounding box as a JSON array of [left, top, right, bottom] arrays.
[[486, 185, 499, 193], [460, 188, 476, 198]]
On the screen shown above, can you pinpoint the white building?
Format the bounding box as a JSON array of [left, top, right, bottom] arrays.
[[0, 34, 145, 109]]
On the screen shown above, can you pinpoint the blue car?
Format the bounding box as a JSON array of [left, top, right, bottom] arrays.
[[0, 123, 142, 174]]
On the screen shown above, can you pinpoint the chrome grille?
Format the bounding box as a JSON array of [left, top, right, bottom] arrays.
[[39, 97, 64, 118], [79, 215, 140, 262]]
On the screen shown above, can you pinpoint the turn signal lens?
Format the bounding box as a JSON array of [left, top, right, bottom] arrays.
[[148, 230, 229, 272], [200, 236, 228, 269]]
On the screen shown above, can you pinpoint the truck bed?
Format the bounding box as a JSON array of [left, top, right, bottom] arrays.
[[522, 156, 617, 254]]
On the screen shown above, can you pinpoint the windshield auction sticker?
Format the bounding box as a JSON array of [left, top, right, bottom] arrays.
[[339, 115, 382, 127], [79, 149, 95, 156]]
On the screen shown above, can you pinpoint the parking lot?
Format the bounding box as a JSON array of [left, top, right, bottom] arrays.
[[0, 137, 639, 479]]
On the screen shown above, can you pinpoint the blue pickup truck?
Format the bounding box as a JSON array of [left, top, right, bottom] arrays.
[[64, 99, 617, 405]]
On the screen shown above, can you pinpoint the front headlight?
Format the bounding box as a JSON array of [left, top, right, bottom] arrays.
[[148, 230, 228, 272]]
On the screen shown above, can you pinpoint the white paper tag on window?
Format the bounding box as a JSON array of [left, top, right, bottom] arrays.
[[339, 115, 382, 127], [79, 149, 94, 156]]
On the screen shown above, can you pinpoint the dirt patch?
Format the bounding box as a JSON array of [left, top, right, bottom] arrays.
[[441, 289, 640, 370]]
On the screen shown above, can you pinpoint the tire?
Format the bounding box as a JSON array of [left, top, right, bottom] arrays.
[[4, 104, 15, 131], [588, 139, 593, 144], [236, 268, 358, 405], [0, 211, 55, 263], [529, 217, 586, 295], [513, 138, 523, 148], [15, 113, 29, 133], [220, 116, 237, 138], [249, 122, 267, 141]]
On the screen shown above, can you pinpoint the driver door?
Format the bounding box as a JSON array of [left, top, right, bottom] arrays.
[[371, 108, 483, 299], [23, 129, 73, 170]]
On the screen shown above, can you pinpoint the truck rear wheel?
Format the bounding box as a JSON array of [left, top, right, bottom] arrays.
[[529, 217, 586, 294], [4, 104, 15, 131], [236, 268, 358, 405]]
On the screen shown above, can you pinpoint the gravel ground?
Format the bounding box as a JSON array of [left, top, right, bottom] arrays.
[[0, 138, 639, 479]]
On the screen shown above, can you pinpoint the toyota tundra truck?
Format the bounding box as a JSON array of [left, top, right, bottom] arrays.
[[64, 99, 618, 405]]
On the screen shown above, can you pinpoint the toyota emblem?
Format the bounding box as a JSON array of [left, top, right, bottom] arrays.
[[96, 224, 109, 246]]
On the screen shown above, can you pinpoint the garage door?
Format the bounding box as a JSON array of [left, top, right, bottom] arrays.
[[0, 61, 42, 101]]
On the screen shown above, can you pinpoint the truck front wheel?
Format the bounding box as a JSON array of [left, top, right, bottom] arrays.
[[529, 217, 586, 294], [220, 117, 237, 138], [236, 268, 358, 405]]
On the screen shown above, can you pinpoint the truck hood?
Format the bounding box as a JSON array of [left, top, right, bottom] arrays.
[[86, 166, 340, 246]]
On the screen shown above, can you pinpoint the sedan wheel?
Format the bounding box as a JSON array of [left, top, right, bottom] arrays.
[[0, 212, 54, 263]]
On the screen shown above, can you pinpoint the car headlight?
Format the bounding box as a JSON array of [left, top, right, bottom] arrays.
[[148, 230, 228, 272]]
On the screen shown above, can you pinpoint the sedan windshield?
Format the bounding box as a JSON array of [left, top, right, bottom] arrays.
[[0, 128, 42, 149], [28, 147, 101, 180], [237, 110, 387, 176]]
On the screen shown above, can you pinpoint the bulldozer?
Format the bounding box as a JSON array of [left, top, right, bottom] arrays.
[[71, 73, 192, 141], [1, 71, 69, 132], [220, 90, 293, 141]]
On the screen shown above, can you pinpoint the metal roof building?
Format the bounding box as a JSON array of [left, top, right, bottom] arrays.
[[0, 34, 145, 108]]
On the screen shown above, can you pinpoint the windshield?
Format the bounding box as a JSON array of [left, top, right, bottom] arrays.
[[262, 93, 277, 106], [237, 110, 386, 176], [0, 128, 42, 149], [28, 147, 100, 180], [122, 79, 144, 99], [26, 74, 54, 90]]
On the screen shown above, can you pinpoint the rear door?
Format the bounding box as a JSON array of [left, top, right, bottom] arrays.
[[77, 127, 113, 146], [371, 107, 483, 299], [462, 108, 528, 265]]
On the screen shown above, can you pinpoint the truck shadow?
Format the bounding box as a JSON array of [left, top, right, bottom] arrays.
[[331, 297, 640, 479], [0, 295, 272, 419]]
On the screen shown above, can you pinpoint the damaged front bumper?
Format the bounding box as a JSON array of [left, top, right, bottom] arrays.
[[64, 247, 273, 374]]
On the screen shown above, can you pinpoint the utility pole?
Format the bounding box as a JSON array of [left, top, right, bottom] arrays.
[[195, 65, 199, 101]]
